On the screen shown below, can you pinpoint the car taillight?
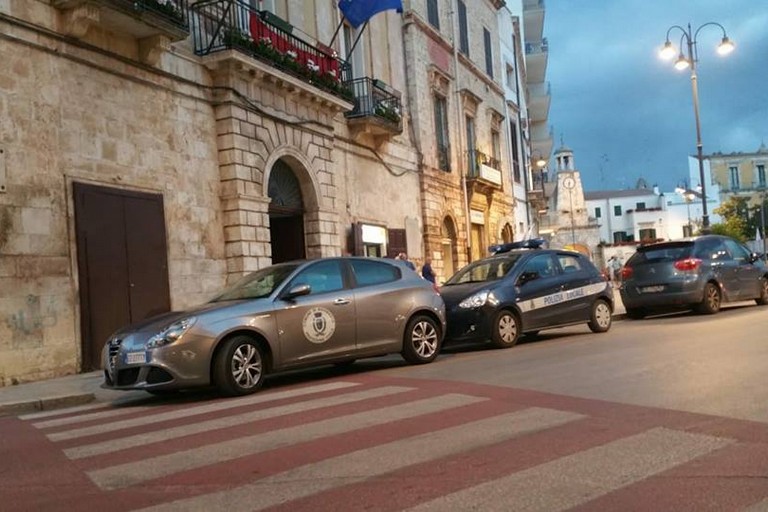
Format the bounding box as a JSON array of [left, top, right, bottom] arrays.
[[620, 266, 633, 280], [674, 258, 702, 271]]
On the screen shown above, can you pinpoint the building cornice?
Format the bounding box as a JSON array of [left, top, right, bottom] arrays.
[[402, 10, 455, 55], [457, 51, 505, 97]]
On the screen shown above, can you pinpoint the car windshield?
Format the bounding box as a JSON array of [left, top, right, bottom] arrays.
[[211, 264, 300, 301], [629, 243, 692, 265], [444, 254, 522, 285]]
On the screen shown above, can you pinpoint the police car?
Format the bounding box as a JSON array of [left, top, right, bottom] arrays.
[[441, 241, 614, 348]]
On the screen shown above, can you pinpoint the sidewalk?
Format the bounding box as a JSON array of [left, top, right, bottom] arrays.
[[0, 370, 144, 417], [0, 293, 629, 417]]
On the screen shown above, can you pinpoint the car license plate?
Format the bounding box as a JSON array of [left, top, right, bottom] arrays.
[[641, 285, 665, 293], [125, 351, 147, 364]]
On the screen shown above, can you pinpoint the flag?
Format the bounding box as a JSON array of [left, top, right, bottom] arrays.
[[338, 0, 403, 28]]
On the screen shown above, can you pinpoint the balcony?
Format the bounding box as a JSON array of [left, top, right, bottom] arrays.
[[524, 38, 548, 83], [345, 78, 403, 145], [528, 81, 551, 122], [530, 123, 553, 158], [522, 0, 545, 42], [466, 150, 502, 193], [191, 0, 353, 107], [53, 0, 189, 62]]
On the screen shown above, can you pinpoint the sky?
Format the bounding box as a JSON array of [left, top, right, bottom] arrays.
[[544, 0, 768, 193]]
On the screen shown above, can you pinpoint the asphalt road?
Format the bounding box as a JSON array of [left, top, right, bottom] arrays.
[[387, 302, 768, 422], [4, 303, 768, 511]]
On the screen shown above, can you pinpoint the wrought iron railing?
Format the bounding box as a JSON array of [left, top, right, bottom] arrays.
[[345, 77, 403, 130], [525, 38, 549, 55], [466, 149, 500, 178], [111, 0, 189, 30], [190, 0, 353, 101]]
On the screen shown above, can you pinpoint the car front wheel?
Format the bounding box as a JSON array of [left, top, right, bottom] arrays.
[[401, 315, 441, 364], [491, 310, 520, 349], [213, 335, 266, 396], [588, 299, 612, 333], [696, 282, 721, 315]]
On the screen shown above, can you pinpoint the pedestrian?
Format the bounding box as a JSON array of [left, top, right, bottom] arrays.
[[399, 252, 416, 271], [609, 256, 622, 286], [421, 257, 436, 283]]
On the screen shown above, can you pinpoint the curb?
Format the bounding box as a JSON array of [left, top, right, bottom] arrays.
[[0, 392, 95, 417]]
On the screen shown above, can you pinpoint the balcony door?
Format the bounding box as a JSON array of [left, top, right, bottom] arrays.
[[343, 23, 365, 79]]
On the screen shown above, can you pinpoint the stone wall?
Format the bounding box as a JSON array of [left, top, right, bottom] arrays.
[[0, 1, 424, 384], [0, 11, 227, 384]]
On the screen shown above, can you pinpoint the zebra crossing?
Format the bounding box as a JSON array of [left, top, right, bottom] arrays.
[[6, 374, 768, 511]]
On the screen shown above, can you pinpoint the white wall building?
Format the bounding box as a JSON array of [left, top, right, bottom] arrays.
[[498, 2, 533, 240], [585, 184, 723, 245]]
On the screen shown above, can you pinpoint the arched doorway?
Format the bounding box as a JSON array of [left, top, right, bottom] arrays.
[[268, 160, 306, 263], [501, 223, 514, 244], [441, 216, 459, 279]]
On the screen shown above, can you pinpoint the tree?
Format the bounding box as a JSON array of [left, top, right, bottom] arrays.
[[710, 196, 749, 241]]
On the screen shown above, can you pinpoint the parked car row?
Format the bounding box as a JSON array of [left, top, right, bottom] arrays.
[[102, 235, 766, 397]]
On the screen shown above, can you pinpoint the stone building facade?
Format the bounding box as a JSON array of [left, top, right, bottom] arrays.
[[0, 0, 420, 384], [402, 0, 514, 284]]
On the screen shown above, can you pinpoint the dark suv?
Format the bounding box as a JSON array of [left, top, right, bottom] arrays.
[[441, 247, 614, 348], [619, 235, 768, 318]]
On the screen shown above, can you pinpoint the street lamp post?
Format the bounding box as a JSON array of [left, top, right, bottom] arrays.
[[659, 22, 735, 233]]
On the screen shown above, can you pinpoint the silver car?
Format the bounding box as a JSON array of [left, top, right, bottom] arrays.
[[619, 235, 768, 318], [102, 258, 445, 395]]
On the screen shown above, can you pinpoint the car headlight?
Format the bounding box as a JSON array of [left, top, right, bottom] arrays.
[[145, 317, 196, 350], [459, 290, 490, 309]]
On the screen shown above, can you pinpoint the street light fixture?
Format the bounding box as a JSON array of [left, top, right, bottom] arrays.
[[675, 186, 696, 236], [659, 22, 735, 233]]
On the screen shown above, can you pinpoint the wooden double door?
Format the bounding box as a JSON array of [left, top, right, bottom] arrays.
[[74, 183, 171, 370]]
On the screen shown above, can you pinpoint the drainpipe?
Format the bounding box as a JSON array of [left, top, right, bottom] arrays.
[[451, 1, 472, 262]]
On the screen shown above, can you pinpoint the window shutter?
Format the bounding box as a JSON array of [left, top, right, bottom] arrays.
[[347, 222, 364, 256], [458, 0, 469, 55], [387, 228, 407, 258], [484, 28, 493, 77]]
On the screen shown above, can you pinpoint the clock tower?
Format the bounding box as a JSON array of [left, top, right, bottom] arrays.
[[554, 144, 587, 222]]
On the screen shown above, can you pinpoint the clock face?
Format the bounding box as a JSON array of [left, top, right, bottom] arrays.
[[563, 177, 575, 189]]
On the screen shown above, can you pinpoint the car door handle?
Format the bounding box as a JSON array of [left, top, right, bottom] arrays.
[[333, 298, 351, 306]]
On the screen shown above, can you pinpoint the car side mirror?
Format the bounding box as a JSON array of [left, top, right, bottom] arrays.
[[283, 284, 311, 300], [517, 271, 539, 285], [748, 252, 761, 264]]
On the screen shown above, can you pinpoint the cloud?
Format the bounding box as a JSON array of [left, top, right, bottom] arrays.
[[544, 0, 768, 191]]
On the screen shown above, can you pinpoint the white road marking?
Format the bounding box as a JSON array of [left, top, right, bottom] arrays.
[[87, 393, 486, 490], [406, 427, 732, 512], [139, 407, 584, 512]]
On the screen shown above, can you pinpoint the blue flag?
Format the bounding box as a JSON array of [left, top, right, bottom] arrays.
[[338, 0, 403, 28]]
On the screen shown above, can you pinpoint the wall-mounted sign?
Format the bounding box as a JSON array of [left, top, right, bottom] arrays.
[[470, 210, 485, 225], [361, 224, 387, 244]]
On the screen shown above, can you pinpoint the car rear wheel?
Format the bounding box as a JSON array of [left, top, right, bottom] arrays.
[[625, 307, 646, 320], [401, 315, 441, 364], [491, 310, 520, 349], [696, 282, 721, 315], [588, 299, 612, 333], [756, 278, 768, 306], [213, 335, 266, 396]]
